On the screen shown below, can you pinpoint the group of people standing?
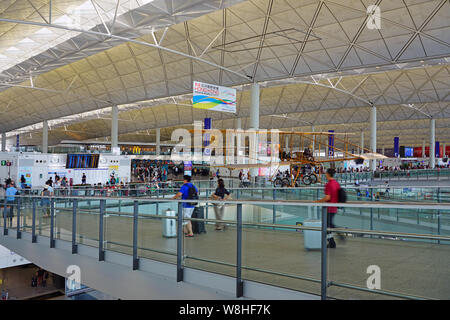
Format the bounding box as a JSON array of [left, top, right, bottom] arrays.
[[172, 175, 231, 237]]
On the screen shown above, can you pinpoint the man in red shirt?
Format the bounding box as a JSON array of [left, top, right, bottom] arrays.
[[316, 168, 341, 248]]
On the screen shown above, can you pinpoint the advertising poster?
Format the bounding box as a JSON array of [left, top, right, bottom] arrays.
[[108, 165, 119, 180], [193, 81, 236, 113], [18, 167, 32, 186], [184, 161, 192, 176]]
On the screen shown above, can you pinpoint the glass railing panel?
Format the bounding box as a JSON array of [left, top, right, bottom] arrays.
[[35, 196, 51, 238], [54, 196, 72, 242], [327, 208, 450, 300], [75, 197, 101, 248], [137, 200, 177, 264], [242, 203, 321, 295], [183, 203, 237, 278]]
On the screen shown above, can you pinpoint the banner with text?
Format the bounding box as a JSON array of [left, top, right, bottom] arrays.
[[193, 81, 236, 113]]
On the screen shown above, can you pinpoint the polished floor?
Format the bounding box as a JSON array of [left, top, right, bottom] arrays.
[[13, 207, 450, 300]]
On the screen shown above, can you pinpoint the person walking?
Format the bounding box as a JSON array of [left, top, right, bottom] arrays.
[[5, 181, 18, 227], [316, 168, 341, 249], [211, 179, 231, 231], [172, 175, 198, 238]]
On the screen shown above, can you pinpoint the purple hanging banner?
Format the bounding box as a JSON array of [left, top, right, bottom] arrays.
[[328, 130, 335, 157], [394, 137, 400, 158]]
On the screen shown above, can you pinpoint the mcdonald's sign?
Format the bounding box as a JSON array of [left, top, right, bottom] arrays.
[[132, 146, 142, 154]]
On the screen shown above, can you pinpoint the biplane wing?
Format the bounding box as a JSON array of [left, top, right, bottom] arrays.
[[357, 153, 388, 160], [210, 161, 303, 170], [189, 129, 353, 135]]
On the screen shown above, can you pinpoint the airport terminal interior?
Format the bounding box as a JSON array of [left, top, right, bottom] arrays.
[[0, 0, 449, 301]]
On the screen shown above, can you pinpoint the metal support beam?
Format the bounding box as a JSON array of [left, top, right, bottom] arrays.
[[0, 18, 251, 81], [72, 199, 78, 254], [177, 202, 184, 282], [3, 200, 7, 235], [16, 197, 21, 239], [50, 198, 55, 248], [321, 207, 328, 300], [32, 198, 37, 243], [236, 203, 244, 298], [132, 200, 140, 270], [99, 199, 105, 261]]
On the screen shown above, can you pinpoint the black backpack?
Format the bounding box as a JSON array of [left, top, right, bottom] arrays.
[[338, 188, 347, 203], [187, 184, 198, 206]]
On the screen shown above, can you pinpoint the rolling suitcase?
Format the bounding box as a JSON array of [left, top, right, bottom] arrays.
[[192, 206, 206, 234], [162, 209, 177, 238], [303, 220, 322, 251]]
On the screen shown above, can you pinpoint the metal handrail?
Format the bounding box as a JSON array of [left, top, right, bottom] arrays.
[[5, 194, 450, 210], [2, 194, 450, 300]]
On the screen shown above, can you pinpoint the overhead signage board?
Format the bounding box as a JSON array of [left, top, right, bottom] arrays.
[[193, 81, 236, 113]]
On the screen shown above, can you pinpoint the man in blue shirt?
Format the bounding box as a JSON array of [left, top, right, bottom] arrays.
[[172, 175, 198, 237], [5, 181, 18, 227]]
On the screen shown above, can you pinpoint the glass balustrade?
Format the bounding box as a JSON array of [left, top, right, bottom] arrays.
[[2, 188, 450, 300]]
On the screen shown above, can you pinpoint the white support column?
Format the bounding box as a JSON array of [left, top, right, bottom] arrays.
[[156, 128, 161, 156], [235, 118, 242, 164], [311, 125, 315, 155], [1, 133, 6, 152], [382, 147, 385, 156], [249, 83, 260, 178], [422, 140, 426, 158], [360, 131, 365, 155], [443, 143, 447, 157], [42, 120, 48, 154], [430, 118, 435, 169], [370, 106, 377, 171], [111, 105, 119, 155], [249, 83, 260, 130]]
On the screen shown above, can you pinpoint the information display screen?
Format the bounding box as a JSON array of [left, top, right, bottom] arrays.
[[404, 147, 414, 157], [66, 154, 99, 169]]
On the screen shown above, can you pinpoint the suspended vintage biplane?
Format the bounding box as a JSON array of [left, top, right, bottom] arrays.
[[188, 129, 386, 187]]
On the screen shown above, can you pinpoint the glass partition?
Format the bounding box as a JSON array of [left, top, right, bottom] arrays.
[[2, 193, 450, 300]]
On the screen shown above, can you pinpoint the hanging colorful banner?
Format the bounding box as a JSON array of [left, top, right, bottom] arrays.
[[193, 81, 236, 113], [394, 137, 400, 158]]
